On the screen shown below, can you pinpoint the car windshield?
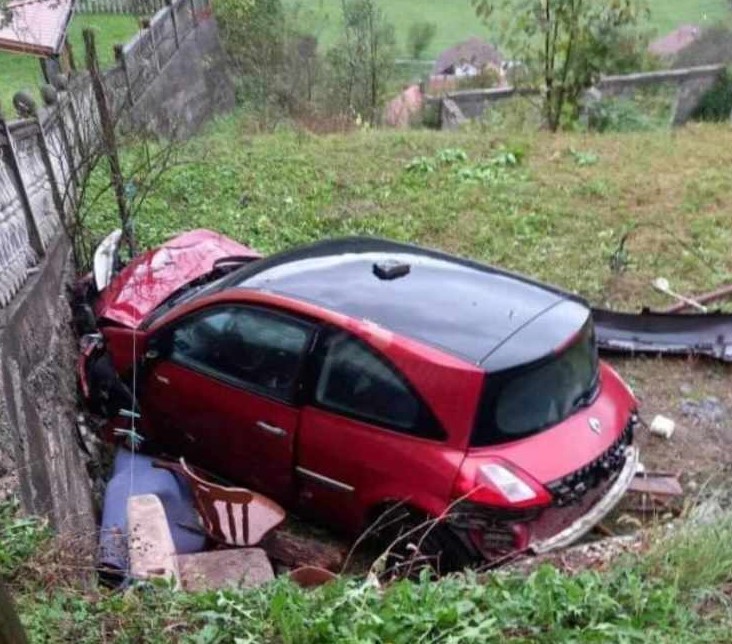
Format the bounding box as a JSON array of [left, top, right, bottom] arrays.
[[472, 323, 599, 446]]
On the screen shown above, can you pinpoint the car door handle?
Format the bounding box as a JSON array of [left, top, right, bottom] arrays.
[[255, 421, 287, 438]]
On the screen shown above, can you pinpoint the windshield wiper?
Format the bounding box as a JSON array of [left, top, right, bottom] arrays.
[[570, 372, 600, 411]]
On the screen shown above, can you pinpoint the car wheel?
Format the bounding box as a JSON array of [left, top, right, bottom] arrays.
[[370, 506, 478, 579]]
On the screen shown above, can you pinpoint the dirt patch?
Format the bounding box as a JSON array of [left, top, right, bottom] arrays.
[[609, 355, 732, 483]]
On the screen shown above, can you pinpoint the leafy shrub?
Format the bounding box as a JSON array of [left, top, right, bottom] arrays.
[[692, 69, 732, 122], [0, 499, 49, 577], [587, 97, 655, 132]]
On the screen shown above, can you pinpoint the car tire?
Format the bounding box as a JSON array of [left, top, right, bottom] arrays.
[[370, 506, 477, 579]]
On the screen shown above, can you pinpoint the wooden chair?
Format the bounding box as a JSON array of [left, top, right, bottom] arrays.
[[154, 458, 285, 547]]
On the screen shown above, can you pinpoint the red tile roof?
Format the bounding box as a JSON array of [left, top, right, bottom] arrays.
[[648, 25, 700, 57], [0, 0, 74, 57]]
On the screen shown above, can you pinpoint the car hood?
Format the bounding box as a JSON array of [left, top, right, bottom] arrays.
[[94, 229, 261, 329]]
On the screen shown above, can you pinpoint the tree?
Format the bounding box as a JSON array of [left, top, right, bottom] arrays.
[[472, 0, 647, 131], [325, 0, 396, 125], [407, 21, 437, 60]]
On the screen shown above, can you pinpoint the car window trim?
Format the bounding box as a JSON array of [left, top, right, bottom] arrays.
[[305, 326, 446, 441], [158, 302, 317, 406]]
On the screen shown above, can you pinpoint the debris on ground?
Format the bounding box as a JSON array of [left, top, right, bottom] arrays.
[[628, 473, 684, 497], [127, 494, 181, 586], [680, 397, 728, 425], [662, 283, 732, 313], [178, 549, 274, 592], [501, 534, 646, 576], [99, 450, 205, 581], [649, 415, 676, 439], [592, 308, 732, 363], [261, 529, 347, 573], [288, 565, 339, 589], [153, 458, 286, 547]]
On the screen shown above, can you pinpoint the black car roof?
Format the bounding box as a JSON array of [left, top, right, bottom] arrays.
[[227, 237, 589, 369]]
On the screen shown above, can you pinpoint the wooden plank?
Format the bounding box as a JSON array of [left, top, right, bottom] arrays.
[[628, 474, 683, 497]]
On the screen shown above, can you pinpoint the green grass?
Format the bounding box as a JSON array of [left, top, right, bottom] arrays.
[[6, 490, 732, 642], [0, 15, 138, 114], [296, 0, 731, 60]]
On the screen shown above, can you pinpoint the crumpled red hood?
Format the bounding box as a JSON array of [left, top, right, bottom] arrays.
[[95, 229, 261, 329]]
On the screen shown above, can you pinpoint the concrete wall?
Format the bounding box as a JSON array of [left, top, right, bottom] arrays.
[[427, 64, 726, 129], [0, 234, 94, 534], [126, 18, 235, 139], [0, 0, 233, 537]]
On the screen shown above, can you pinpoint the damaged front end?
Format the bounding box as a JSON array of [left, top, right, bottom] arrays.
[[449, 415, 639, 562]]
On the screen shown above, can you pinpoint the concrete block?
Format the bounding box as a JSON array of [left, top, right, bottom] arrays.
[[127, 494, 180, 586], [177, 548, 274, 592]]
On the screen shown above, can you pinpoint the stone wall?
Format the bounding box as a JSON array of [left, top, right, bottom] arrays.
[[426, 64, 726, 129], [0, 0, 233, 536]]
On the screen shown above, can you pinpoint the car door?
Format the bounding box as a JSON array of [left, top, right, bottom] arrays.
[[296, 328, 462, 533], [141, 303, 314, 502]]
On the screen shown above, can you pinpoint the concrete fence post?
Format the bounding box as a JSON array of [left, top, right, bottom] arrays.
[[34, 114, 67, 225], [167, 0, 180, 49], [114, 43, 134, 106], [0, 114, 45, 258], [143, 18, 161, 73]]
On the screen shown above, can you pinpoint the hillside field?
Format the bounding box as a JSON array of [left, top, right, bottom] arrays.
[[298, 0, 731, 59]]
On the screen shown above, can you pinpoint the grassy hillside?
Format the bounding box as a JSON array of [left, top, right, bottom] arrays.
[[297, 0, 731, 59], [0, 15, 138, 113], [87, 115, 732, 312]]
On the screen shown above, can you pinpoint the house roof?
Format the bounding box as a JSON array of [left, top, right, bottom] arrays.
[[648, 24, 700, 57], [230, 237, 588, 370], [433, 37, 503, 76], [0, 0, 74, 57]]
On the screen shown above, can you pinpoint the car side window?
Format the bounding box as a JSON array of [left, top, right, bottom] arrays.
[[169, 305, 311, 402], [314, 331, 444, 439]]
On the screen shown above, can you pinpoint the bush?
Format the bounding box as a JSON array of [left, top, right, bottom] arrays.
[[406, 21, 436, 59], [692, 69, 732, 122]]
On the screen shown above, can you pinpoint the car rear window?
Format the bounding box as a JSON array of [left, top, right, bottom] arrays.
[[471, 322, 599, 446]]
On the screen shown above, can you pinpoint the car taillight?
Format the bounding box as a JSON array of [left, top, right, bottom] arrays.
[[478, 464, 536, 503], [453, 458, 553, 510]]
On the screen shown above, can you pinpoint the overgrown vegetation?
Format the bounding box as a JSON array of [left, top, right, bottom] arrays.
[[5, 489, 732, 641], [216, 0, 397, 127], [472, 0, 652, 131]]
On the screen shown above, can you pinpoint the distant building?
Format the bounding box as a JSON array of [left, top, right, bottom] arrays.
[[648, 25, 701, 58], [432, 37, 503, 77]]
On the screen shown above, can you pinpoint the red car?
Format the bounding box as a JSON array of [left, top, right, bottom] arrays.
[[77, 229, 639, 570]]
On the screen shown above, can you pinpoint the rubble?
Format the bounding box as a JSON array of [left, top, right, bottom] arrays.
[[178, 549, 274, 592], [500, 534, 646, 576], [261, 529, 346, 573], [127, 494, 180, 586]]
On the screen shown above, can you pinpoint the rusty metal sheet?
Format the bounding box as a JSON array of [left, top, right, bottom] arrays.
[[592, 308, 732, 363]]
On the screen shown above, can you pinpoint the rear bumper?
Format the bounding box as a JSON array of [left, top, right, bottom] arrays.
[[529, 446, 638, 554]]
